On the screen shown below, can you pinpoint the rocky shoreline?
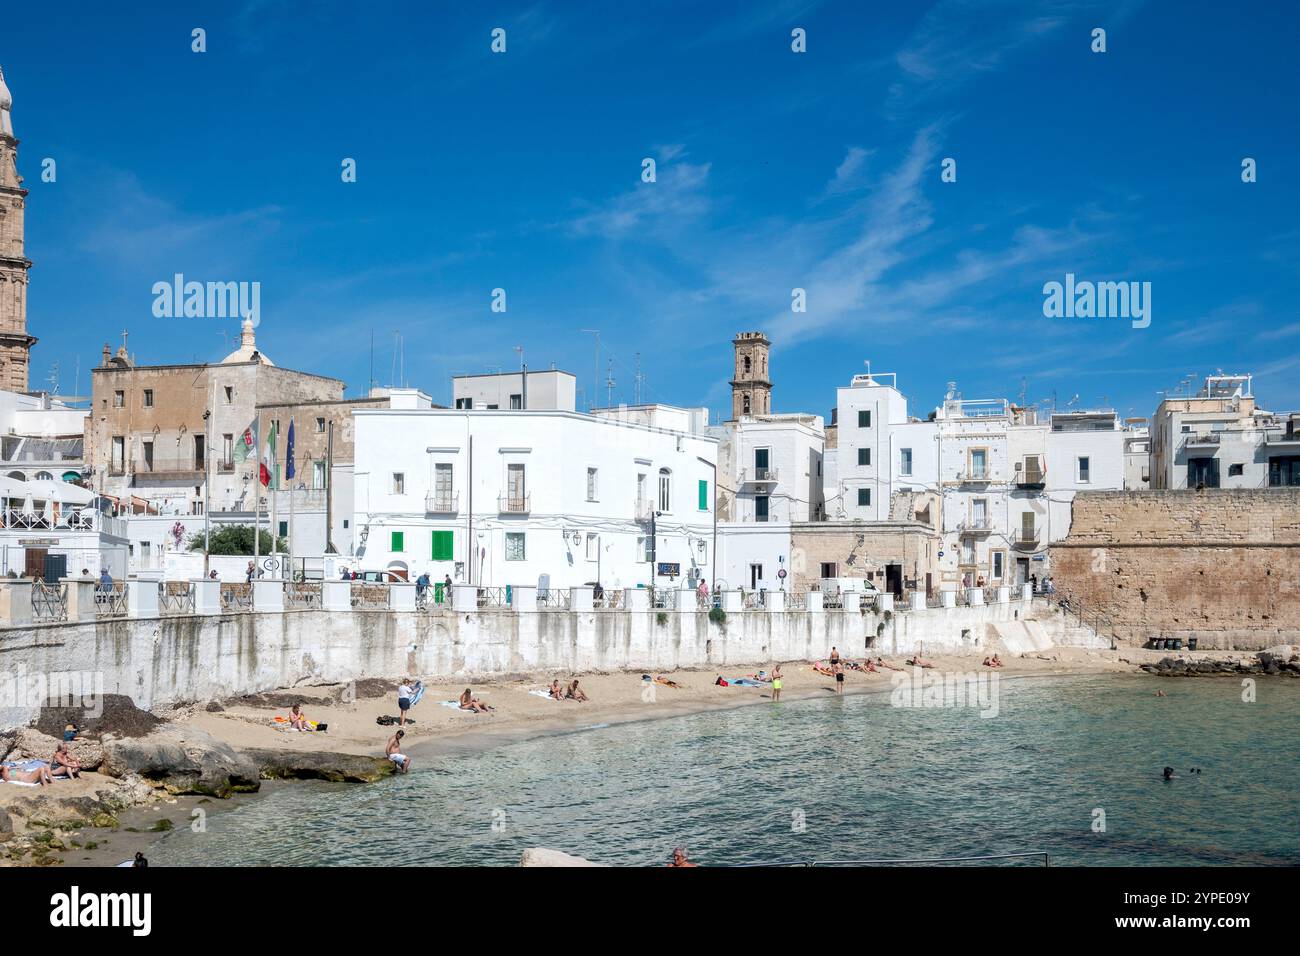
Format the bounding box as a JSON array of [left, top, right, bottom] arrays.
[[1, 696, 392, 867], [1139, 650, 1300, 677]]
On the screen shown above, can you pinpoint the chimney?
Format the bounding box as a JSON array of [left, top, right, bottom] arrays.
[[102, 344, 111, 366]]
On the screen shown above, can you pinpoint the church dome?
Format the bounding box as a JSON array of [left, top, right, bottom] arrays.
[[221, 318, 275, 366]]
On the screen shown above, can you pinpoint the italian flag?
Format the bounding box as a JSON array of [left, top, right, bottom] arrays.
[[260, 420, 277, 488]]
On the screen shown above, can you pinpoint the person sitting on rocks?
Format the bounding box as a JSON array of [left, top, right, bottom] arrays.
[[386, 730, 411, 773], [50, 742, 82, 779]]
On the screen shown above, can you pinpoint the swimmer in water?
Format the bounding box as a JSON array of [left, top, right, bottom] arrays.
[[1162, 766, 1175, 781]]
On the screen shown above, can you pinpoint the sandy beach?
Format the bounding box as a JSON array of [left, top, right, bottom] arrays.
[[4, 644, 1280, 867]]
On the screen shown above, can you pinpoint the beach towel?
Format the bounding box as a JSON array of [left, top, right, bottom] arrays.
[[730, 678, 763, 687], [273, 715, 321, 730], [528, 689, 560, 700], [409, 681, 427, 706], [436, 700, 464, 709], [0, 779, 38, 787], [2, 759, 48, 772]]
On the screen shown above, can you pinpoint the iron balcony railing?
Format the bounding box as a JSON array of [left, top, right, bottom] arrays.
[[957, 518, 993, 534], [94, 583, 128, 618], [221, 584, 254, 612], [477, 586, 510, 609], [1012, 528, 1041, 547], [742, 466, 780, 484], [498, 494, 531, 514], [285, 581, 321, 609], [595, 589, 623, 610], [425, 492, 459, 514], [1182, 432, 1222, 447], [538, 588, 571, 610]]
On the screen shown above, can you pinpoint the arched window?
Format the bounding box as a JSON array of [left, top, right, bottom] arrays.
[[6, 471, 24, 481], [743, 356, 751, 373], [742, 393, 751, 414], [34, 471, 53, 481], [658, 467, 672, 512]]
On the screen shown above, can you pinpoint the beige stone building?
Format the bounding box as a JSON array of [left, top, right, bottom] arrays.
[[790, 520, 941, 595], [86, 320, 345, 516], [0, 66, 36, 392], [729, 331, 771, 419]]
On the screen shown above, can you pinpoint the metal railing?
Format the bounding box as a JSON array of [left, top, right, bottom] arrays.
[[415, 588, 451, 611], [1181, 432, 1221, 447], [595, 589, 623, 610], [477, 586, 510, 609], [425, 492, 459, 514], [741, 590, 766, 610], [650, 587, 678, 610], [31, 580, 67, 622], [742, 466, 780, 484], [1043, 590, 1116, 646], [350, 583, 388, 609], [221, 584, 253, 612], [785, 589, 808, 610], [538, 588, 571, 610], [957, 518, 993, 533], [498, 494, 531, 514], [158, 582, 195, 615], [94, 583, 128, 618], [285, 581, 321, 609]]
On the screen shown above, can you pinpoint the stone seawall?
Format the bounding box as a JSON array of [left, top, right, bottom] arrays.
[[1050, 489, 1300, 647], [0, 598, 1082, 729]]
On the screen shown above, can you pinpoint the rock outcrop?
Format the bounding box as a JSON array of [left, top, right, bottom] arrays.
[[519, 847, 607, 867], [100, 725, 260, 797], [240, 748, 393, 783]]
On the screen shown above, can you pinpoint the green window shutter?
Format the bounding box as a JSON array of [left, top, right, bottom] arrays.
[[391, 531, 404, 552], [431, 530, 453, 561], [698, 479, 708, 510]]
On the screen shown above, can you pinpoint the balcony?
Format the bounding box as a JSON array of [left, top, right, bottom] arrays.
[[1263, 428, 1300, 447], [1181, 433, 1221, 449], [1015, 467, 1046, 490], [218, 459, 236, 474], [1012, 528, 1041, 549], [498, 493, 531, 515], [951, 468, 997, 484], [957, 518, 993, 535], [425, 492, 459, 515], [741, 466, 780, 485]]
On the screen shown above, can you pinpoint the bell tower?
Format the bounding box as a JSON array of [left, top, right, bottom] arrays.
[[729, 331, 772, 420], [0, 65, 36, 392]]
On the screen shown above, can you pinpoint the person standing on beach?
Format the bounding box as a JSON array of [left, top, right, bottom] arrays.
[[397, 678, 413, 726], [833, 660, 845, 695], [829, 646, 840, 666], [386, 730, 411, 773], [771, 664, 783, 702]]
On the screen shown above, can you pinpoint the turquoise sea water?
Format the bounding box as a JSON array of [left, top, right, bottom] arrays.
[[153, 674, 1300, 866]]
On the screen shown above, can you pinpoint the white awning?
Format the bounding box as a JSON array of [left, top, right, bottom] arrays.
[[23, 479, 95, 505]]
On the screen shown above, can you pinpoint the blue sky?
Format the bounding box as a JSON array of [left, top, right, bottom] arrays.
[[5, 0, 1299, 422]]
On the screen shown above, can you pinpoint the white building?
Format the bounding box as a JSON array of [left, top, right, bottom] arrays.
[[351, 407, 718, 591], [452, 369, 576, 411], [712, 413, 825, 524], [1150, 374, 1300, 489]]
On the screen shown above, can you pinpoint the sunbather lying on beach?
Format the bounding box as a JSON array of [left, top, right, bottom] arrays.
[[50, 742, 81, 779], [654, 676, 681, 688], [459, 688, 493, 713], [565, 680, 589, 702], [906, 655, 935, 668], [983, 655, 1004, 668], [1, 763, 54, 785], [811, 663, 835, 677], [876, 657, 905, 671]]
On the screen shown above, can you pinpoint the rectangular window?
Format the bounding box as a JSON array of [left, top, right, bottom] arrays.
[[587, 467, 598, 502], [112, 436, 125, 470], [754, 448, 770, 478], [972, 498, 988, 524], [755, 495, 769, 521], [279, 521, 288, 538], [434, 462, 453, 505], [857, 488, 871, 506], [858, 409, 871, 428], [454, 397, 472, 409], [391, 531, 405, 552], [1077, 456, 1091, 483], [507, 463, 526, 507], [1021, 511, 1036, 540], [140, 541, 151, 558], [857, 447, 871, 466], [142, 440, 154, 471], [970, 448, 988, 479], [900, 448, 912, 476], [1228, 463, 1244, 477], [142, 389, 154, 408], [1023, 455, 1043, 483], [510, 393, 522, 409], [697, 479, 708, 510], [636, 536, 651, 562], [392, 472, 405, 494], [113, 390, 124, 408], [314, 460, 327, 489], [223, 386, 234, 404], [658, 471, 671, 511], [1188, 457, 1219, 488], [431, 530, 454, 561], [316, 417, 326, 433], [585, 533, 598, 561], [194, 435, 205, 470], [505, 532, 526, 561], [820, 562, 838, 579], [992, 550, 1005, 579], [222, 434, 233, 466]]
